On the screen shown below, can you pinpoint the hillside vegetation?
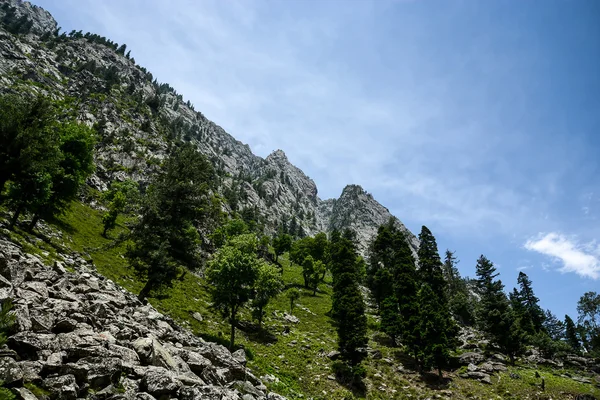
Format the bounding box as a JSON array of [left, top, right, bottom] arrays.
[[0, 1, 599, 399]]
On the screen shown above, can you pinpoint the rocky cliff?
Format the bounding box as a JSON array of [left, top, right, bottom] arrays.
[[0, 0, 418, 254]]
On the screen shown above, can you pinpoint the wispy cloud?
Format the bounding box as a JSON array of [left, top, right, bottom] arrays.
[[524, 233, 600, 279]]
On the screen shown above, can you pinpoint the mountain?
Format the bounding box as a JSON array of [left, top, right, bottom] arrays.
[[0, 0, 417, 255]]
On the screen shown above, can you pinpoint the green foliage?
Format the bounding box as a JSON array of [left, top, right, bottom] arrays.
[[475, 255, 526, 364], [0, 299, 15, 347], [330, 229, 367, 367], [577, 291, 600, 354], [443, 250, 475, 326], [101, 179, 140, 236], [273, 232, 292, 263], [0, 94, 95, 231], [564, 314, 581, 351], [28, 122, 96, 230], [0, 385, 15, 400], [126, 144, 217, 300], [415, 226, 457, 375], [300, 256, 325, 295], [210, 218, 248, 249], [252, 263, 283, 327], [206, 234, 261, 348], [542, 309, 565, 341], [512, 271, 545, 335], [530, 331, 571, 359]]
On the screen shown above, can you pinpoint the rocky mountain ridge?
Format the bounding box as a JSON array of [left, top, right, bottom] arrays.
[[0, 0, 417, 255]]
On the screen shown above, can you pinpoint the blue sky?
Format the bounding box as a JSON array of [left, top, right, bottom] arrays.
[[33, 0, 599, 319]]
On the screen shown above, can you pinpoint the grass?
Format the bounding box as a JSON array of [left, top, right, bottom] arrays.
[[2, 200, 599, 400]]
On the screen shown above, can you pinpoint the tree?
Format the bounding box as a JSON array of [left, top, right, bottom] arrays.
[[475, 255, 525, 364], [272, 232, 292, 263], [416, 226, 457, 376], [515, 271, 545, 334], [302, 256, 325, 295], [127, 144, 216, 300], [27, 122, 96, 231], [206, 234, 261, 349], [577, 291, 600, 354], [251, 263, 283, 328], [443, 250, 475, 326], [0, 95, 62, 226], [210, 218, 248, 249], [565, 314, 580, 351], [101, 179, 140, 236], [330, 229, 367, 367], [380, 295, 401, 344], [368, 219, 420, 356], [542, 310, 564, 341], [287, 288, 300, 314]]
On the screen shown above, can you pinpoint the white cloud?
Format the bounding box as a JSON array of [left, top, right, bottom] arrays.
[[524, 233, 600, 279]]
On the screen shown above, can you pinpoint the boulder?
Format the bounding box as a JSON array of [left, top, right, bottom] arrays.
[[140, 367, 183, 397], [0, 356, 23, 386], [458, 352, 485, 365], [43, 374, 79, 400]]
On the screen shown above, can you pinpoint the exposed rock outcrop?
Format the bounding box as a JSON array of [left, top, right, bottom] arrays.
[[0, 1, 418, 255], [0, 239, 286, 400]]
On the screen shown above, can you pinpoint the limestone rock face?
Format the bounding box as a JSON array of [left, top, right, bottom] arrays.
[[0, 239, 287, 399], [0, 0, 418, 254]]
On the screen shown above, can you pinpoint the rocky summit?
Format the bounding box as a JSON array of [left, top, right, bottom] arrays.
[[0, 238, 286, 400]]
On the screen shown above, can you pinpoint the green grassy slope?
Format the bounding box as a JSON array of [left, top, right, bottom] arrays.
[[2, 201, 599, 400]]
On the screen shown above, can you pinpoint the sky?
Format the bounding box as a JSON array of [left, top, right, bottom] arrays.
[[32, 0, 600, 319]]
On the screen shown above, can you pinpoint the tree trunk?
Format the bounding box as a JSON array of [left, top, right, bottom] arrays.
[[102, 226, 108, 237], [258, 309, 263, 329], [9, 207, 22, 230], [438, 367, 442, 379], [138, 281, 152, 302], [230, 310, 236, 350], [27, 213, 40, 232]]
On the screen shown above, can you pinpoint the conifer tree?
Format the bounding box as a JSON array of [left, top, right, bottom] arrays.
[[516, 271, 545, 333], [565, 314, 580, 351], [416, 226, 457, 375], [127, 144, 216, 300], [475, 255, 525, 364], [330, 229, 367, 367], [542, 310, 565, 341]]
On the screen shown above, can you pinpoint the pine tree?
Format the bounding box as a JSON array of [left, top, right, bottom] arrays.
[[542, 310, 565, 341], [367, 220, 419, 350], [127, 144, 217, 300], [565, 314, 580, 351], [443, 250, 474, 326], [475, 255, 525, 364], [516, 271, 545, 333], [416, 226, 457, 375], [330, 229, 367, 367]]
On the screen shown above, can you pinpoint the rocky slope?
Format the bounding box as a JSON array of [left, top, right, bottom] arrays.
[[0, 0, 417, 254], [0, 238, 287, 400]]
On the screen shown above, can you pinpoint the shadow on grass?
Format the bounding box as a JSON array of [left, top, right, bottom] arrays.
[[237, 320, 278, 344], [420, 371, 452, 390], [393, 349, 420, 371]]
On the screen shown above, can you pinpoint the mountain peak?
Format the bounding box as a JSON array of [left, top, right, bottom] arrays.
[[266, 149, 288, 163]]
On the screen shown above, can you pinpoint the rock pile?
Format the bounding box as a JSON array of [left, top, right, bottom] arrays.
[[0, 239, 286, 400]]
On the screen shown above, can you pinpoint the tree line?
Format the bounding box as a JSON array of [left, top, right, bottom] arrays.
[[367, 218, 600, 371]]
